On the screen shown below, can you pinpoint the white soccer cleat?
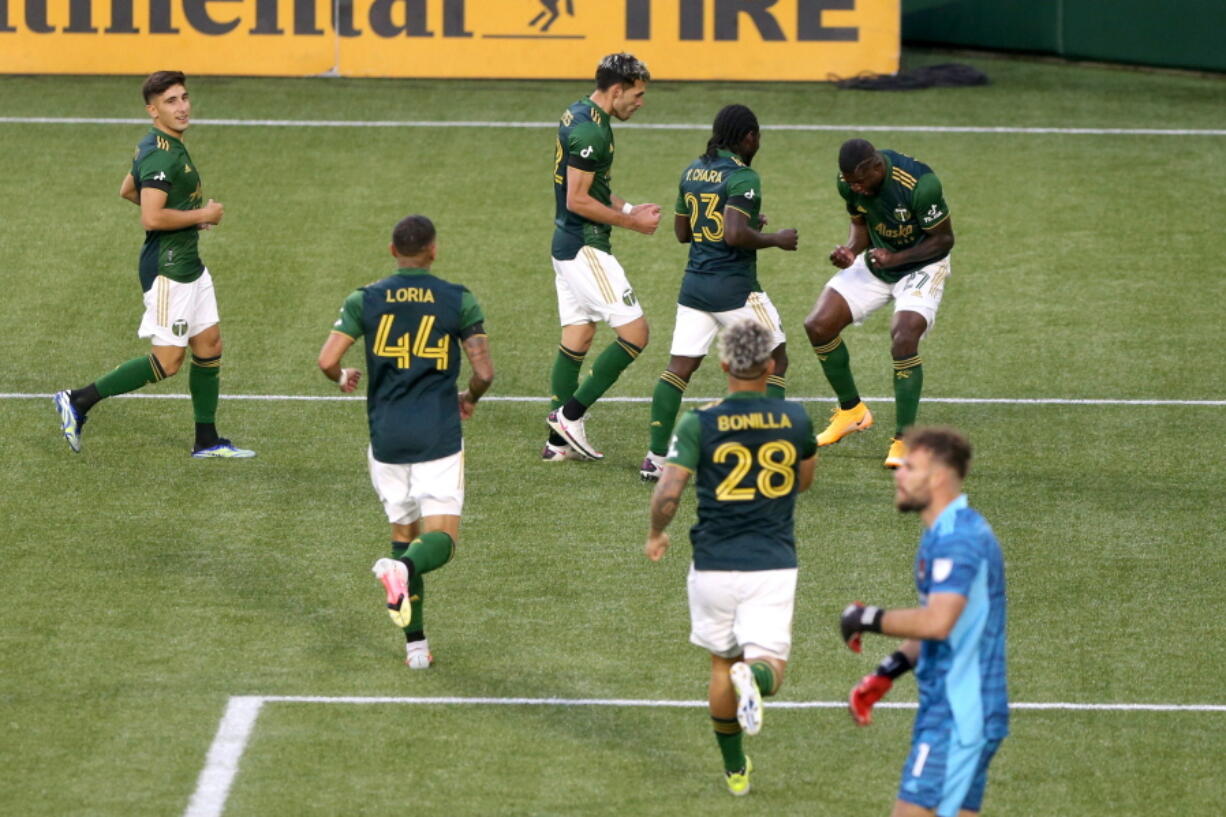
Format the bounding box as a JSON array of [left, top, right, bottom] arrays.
[[372, 558, 412, 628], [546, 410, 603, 460], [640, 451, 666, 482], [405, 641, 433, 670], [541, 441, 585, 462], [730, 661, 764, 736]]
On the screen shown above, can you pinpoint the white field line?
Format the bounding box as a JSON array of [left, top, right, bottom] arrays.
[[182, 696, 264, 817], [181, 693, 1226, 817], [2, 117, 1224, 136], [6, 392, 1225, 406]]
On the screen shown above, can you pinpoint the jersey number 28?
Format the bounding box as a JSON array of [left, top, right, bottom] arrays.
[[713, 440, 796, 501]]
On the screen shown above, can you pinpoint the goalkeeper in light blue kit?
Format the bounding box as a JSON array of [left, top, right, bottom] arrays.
[[839, 427, 1008, 817]]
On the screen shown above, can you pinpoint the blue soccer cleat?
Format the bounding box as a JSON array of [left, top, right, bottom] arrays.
[[52, 390, 84, 453]]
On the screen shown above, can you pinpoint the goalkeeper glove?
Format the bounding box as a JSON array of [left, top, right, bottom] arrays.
[[848, 650, 913, 726], [839, 602, 884, 653]]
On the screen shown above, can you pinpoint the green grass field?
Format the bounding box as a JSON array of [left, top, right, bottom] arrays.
[[2, 50, 1225, 816]]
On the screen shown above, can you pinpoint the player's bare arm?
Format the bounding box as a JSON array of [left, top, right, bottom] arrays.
[[674, 212, 692, 243], [317, 331, 362, 392], [140, 186, 223, 231], [830, 216, 869, 268], [724, 206, 797, 251], [841, 592, 967, 651], [868, 219, 955, 270], [645, 464, 691, 561], [458, 333, 494, 419], [566, 165, 660, 234], [119, 173, 139, 205]]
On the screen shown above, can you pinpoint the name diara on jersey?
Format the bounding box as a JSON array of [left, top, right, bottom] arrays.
[[685, 168, 726, 184], [716, 412, 793, 431], [385, 287, 435, 303]]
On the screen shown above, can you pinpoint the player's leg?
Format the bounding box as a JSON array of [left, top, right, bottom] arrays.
[[687, 567, 751, 795], [544, 256, 596, 459], [729, 566, 797, 736], [384, 449, 463, 667], [644, 304, 716, 478], [185, 272, 253, 458], [804, 261, 889, 445], [887, 310, 926, 468], [549, 249, 646, 459], [53, 276, 185, 452], [886, 258, 949, 468], [740, 292, 789, 398], [890, 800, 936, 817], [709, 653, 753, 795]]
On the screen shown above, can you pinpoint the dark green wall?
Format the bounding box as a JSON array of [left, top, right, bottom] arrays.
[[902, 0, 1226, 73]]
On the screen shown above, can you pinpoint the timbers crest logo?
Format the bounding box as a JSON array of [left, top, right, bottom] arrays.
[[893, 204, 911, 222], [622, 288, 638, 307], [172, 319, 189, 337]]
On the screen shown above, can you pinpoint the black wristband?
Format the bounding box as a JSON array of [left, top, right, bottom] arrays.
[[875, 649, 914, 680], [861, 604, 885, 633]]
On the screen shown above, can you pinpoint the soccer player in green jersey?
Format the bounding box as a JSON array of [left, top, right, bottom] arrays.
[[804, 138, 955, 469], [544, 52, 661, 462], [317, 215, 493, 670], [641, 104, 799, 482], [52, 70, 253, 458], [646, 319, 817, 796]]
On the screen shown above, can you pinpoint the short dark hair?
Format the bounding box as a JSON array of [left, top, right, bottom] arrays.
[[838, 137, 878, 175], [704, 104, 759, 161], [904, 426, 972, 479], [142, 70, 187, 104], [392, 215, 436, 257], [595, 53, 650, 90]]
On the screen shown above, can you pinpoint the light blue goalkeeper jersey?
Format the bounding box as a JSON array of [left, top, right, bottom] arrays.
[[913, 494, 1009, 743]]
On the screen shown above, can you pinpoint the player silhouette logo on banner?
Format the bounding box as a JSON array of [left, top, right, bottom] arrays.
[[529, 0, 575, 32]]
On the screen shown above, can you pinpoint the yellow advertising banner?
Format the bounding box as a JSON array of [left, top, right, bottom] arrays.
[[0, 0, 898, 80]]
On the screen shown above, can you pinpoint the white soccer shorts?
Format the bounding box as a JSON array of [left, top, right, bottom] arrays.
[[367, 446, 465, 525], [137, 268, 220, 348], [552, 246, 644, 328], [826, 253, 951, 333], [669, 291, 786, 357], [687, 564, 798, 662]]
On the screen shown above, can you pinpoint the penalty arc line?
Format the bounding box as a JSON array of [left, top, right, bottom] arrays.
[[181, 694, 1226, 817], [2, 117, 1225, 137], [5, 393, 1226, 406]]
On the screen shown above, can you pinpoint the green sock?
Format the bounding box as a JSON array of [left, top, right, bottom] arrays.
[[712, 717, 745, 773], [405, 531, 455, 576], [571, 338, 641, 410], [391, 542, 425, 634], [750, 661, 778, 697], [649, 371, 687, 456], [893, 355, 923, 436], [765, 374, 786, 400], [408, 573, 424, 634], [95, 354, 166, 398], [189, 354, 221, 424], [813, 336, 860, 409], [550, 345, 585, 411]]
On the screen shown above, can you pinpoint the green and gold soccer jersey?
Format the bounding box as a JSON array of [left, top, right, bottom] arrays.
[[668, 392, 817, 571], [552, 97, 616, 261], [132, 127, 205, 292], [674, 150, 765, 312], [332, 267, 485, 464], [837, 149, 951, 284]]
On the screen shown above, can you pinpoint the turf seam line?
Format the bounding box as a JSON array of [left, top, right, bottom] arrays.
[[8, 392, 1225, 406], [3, 117, 1225, 136]]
